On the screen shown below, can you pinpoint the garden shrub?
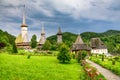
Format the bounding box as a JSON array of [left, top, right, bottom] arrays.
[[114, 56, 119, 61], [27, 54, 31, 59], [108, 57, 112, 61], [112, 59, 115, 65], [57, 43, 71, 63], [77, 51, 87, 63], [72, 53, 75, 59], [102, 53, 104, 61], [90, 55, 120, 76], [47, 51, 52, 54]]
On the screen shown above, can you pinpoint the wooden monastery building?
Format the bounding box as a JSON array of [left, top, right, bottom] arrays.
[[71, 34, 91, 56], [90, 38, 108, 54]]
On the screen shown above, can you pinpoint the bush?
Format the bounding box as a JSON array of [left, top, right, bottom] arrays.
[[77, 51, 88, 63], [112, 59, 115, 65], [18, 50, 31, 55], [102, 53, 104, 61], [47, 51, 52, 54], [72, 53, 75, 59], [5, 45, 12, 53], [108, 57, 112, 61], [42, 40, 52, 50], [114, 56, 119, 61], [57, 43, 71, 63], [27, 54, 31, 59]]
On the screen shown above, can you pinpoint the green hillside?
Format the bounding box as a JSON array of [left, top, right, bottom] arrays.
[[47, 30, 120, 54], [0, 29, 120, 54], [101, 30, 120, 36], [0, 29, 15, 49]]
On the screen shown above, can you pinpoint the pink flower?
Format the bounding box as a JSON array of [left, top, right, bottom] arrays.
[[99, 78, 102, 80]]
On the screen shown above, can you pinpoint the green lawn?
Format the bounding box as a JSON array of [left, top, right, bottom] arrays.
[[0, 53, 85, 80]]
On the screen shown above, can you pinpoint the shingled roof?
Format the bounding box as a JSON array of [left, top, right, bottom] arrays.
[[75, 35, 84, 44], [90, 38, 107, 49], [71, 35, 91, 51], [15, 33, 23, 44]]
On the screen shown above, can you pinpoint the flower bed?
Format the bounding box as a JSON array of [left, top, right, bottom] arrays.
[[81, 60, 106, 80]]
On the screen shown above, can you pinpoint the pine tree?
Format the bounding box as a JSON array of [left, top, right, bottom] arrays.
[[31, 34, 37, 48], [12, 42, 18, 53]]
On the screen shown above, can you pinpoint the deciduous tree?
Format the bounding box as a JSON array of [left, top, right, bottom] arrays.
[[57, 43, 71, 63]]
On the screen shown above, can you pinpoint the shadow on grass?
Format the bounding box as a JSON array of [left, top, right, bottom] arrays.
[[59, 61, 71, 64]]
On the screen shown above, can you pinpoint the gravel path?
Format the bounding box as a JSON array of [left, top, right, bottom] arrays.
[[86, 59, 120, 80]]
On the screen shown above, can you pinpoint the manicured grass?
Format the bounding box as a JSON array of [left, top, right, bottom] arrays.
[[0, 53, 86, 80], [90, 54, 120, 76]]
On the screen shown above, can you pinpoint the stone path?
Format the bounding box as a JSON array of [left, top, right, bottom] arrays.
[[86, 59, 120, 80]]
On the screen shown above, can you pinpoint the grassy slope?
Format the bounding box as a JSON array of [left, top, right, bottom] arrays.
[[0, 53, 85, 80]]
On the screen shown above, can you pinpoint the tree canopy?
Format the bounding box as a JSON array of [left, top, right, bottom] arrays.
[[57, 43, 71, 63], [42, 40, 52, 50], [31, 34, 37, 48]]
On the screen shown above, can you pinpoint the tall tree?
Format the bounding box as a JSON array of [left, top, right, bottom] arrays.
[[12, 42, 18, 53], [42, 40, 52, 50], [31, 34, 37, 48], [57, 43, 71, 63]]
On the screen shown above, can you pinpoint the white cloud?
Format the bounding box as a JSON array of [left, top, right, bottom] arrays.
[[0, 0, 120, 40], [1, 0, 120, 21]]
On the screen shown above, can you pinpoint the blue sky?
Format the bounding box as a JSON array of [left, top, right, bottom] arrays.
[[0, 0, 120, 41]]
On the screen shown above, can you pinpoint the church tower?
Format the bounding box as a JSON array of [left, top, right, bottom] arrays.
[[15, 5, 30, 49], [21, 5, 29, 42], [38, 23, 46, 49], [57, 27, 62, 43]]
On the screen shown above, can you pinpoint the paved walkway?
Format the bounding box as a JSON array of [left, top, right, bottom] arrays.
[[86, 59, 120, 80]]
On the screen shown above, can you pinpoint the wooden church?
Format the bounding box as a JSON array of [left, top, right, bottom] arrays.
[[15, 5, 30, 49], [71, 34, 91, 55], [37, 24, 46, 49]]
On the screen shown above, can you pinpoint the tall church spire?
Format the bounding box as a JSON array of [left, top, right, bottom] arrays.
[[21, 4, 29, 42], [21, 5, 27, 27], [23, 5, 26, 25], [38, 22, 46, 46], [41, 23, 45, 35]]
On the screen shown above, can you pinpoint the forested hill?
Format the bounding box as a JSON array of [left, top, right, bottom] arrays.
[[0, 29, 120, 53], [47, 30, 120, 53], [0, 29, 15, 49]]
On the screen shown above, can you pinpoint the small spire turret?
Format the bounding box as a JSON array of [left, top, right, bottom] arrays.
[[57, 27, 62, 35], [57, 27, 62, 43], [41, 23, 45, 35]]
